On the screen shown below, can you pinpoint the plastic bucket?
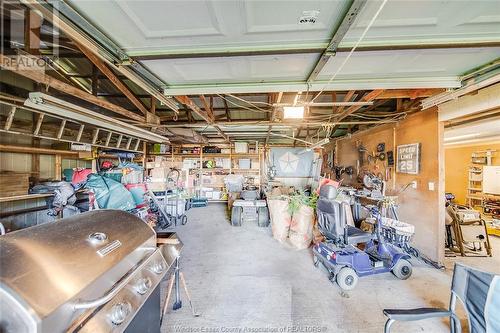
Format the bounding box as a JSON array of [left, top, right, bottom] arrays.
[[126, 183, 147, 205]]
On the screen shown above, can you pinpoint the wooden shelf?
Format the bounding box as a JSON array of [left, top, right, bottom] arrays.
[[0, 193, 53, 203]]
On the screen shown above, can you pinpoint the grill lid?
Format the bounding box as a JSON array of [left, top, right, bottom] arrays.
[[0, 210, 156, 320]]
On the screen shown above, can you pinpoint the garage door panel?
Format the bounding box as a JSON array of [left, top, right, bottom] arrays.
[[341, 0, 500, 47], [67, 0, 350, 55], [318, 48, 500, 80], [142, 53, 318, 84]]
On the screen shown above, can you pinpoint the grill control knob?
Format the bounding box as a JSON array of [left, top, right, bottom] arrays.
[[150, 261, 166, 275], [135, 277, 152, 295], [109, 302, 131, 325]]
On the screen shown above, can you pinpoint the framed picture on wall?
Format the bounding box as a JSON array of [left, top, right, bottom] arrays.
[[396, 143, 420, 174]]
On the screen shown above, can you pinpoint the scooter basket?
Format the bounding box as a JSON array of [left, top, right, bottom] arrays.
[[381, 217, 415, 245]]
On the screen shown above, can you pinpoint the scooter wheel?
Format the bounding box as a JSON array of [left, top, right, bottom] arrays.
[[181, 215, 188, 225], [336, 267, 358, 291], [313, 256, 320, 267], [392, 259, 412, 280]]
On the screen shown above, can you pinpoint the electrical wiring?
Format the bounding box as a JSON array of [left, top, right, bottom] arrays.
[[216, 94, 271, 114], [226, 93, 273, 107], [311, 0, 389, 103]]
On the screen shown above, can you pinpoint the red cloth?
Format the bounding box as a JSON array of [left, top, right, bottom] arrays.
[[316, 178, 340, 194], [72, 168, 92, 184]]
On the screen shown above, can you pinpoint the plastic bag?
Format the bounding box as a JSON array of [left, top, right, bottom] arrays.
[[85, 174, 135, 211], [267, 199, 292, 243], [289, 205, 313, 249]]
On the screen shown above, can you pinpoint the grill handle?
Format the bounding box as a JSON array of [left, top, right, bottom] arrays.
[[73, 249, 157, 310]]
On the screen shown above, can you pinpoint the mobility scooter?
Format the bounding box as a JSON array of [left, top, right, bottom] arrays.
[[312, 185, 413, 291]]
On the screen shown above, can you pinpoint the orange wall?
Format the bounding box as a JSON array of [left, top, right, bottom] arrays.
[[330, 108, 445, 263], [445, 143, 500, 205]]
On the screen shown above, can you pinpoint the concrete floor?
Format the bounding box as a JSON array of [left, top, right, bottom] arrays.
[[162, 203, 500, 333]]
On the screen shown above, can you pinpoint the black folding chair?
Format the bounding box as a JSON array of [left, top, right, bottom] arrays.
[[383, 263, 500, 333]]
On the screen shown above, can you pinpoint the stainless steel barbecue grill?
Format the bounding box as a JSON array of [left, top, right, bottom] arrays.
[[0, 210, 177, 333]]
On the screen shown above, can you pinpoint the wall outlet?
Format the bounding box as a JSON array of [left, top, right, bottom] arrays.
[[411, 181, 417, 189], [428, 182, 435, 191]]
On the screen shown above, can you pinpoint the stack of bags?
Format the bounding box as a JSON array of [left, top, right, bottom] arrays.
[[267, 197, 314, 250]]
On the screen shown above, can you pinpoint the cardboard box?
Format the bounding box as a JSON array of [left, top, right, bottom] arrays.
[[234, 142, 248, 153]]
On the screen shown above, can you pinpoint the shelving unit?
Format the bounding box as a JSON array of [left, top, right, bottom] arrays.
[[466, 149, 497, 209], [146, 142, 262, 202]]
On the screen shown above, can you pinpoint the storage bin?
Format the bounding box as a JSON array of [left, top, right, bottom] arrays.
[[239, 159, 251, 169]]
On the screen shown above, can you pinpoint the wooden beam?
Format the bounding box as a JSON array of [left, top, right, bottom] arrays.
[[4, 106, 16, 131], [336, 90, 355, 114], [265, 92, 283, 145], [91, 65, 98, 96], [174, 95, 228, 141], [55, 154, 62, 180], [150, 96, 156, 114], [375, 89, 445, 100], [0, 53, 144, 122], [396, 98, 403, 112], [336, 90, 386, 121], [75, 43, 149, 115], [24, 8, 41, 55], [175, 96, 211, 123], [223, 97, 231, 122], [199, 95, 214, 121], [0, 144, 79, 156]]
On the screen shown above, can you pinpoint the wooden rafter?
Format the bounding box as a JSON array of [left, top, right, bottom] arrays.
[[75, 42, 149, 116], [0, 53, 144, 122], [199, 95, 215, 121], [375, 89, 445, 100], [336, 90, 356, 115], [223, 96, 231, 122], [265, 92, 283, 145], [336, 90, 385, 121], [174, 95, 228, 142]]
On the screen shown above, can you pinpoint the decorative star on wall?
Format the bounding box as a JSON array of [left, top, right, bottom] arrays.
[[279, 152, 299, 173]]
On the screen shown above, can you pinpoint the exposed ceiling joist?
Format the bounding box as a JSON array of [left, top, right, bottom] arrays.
[[337, 90, 386, 121], [175, 95, 228, 142], [336, 90, 356, 115], [75, 42, 150, 116], [375, 89, 446, 99], [307, 0, 367, 82], [0, 53, 145, 122], [266, 92, 283, 145], [199, 95, 215, 122], [223, 97, 231, 122]]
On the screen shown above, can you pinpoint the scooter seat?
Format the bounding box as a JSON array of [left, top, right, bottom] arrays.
[[346, 225, 373, 245]]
